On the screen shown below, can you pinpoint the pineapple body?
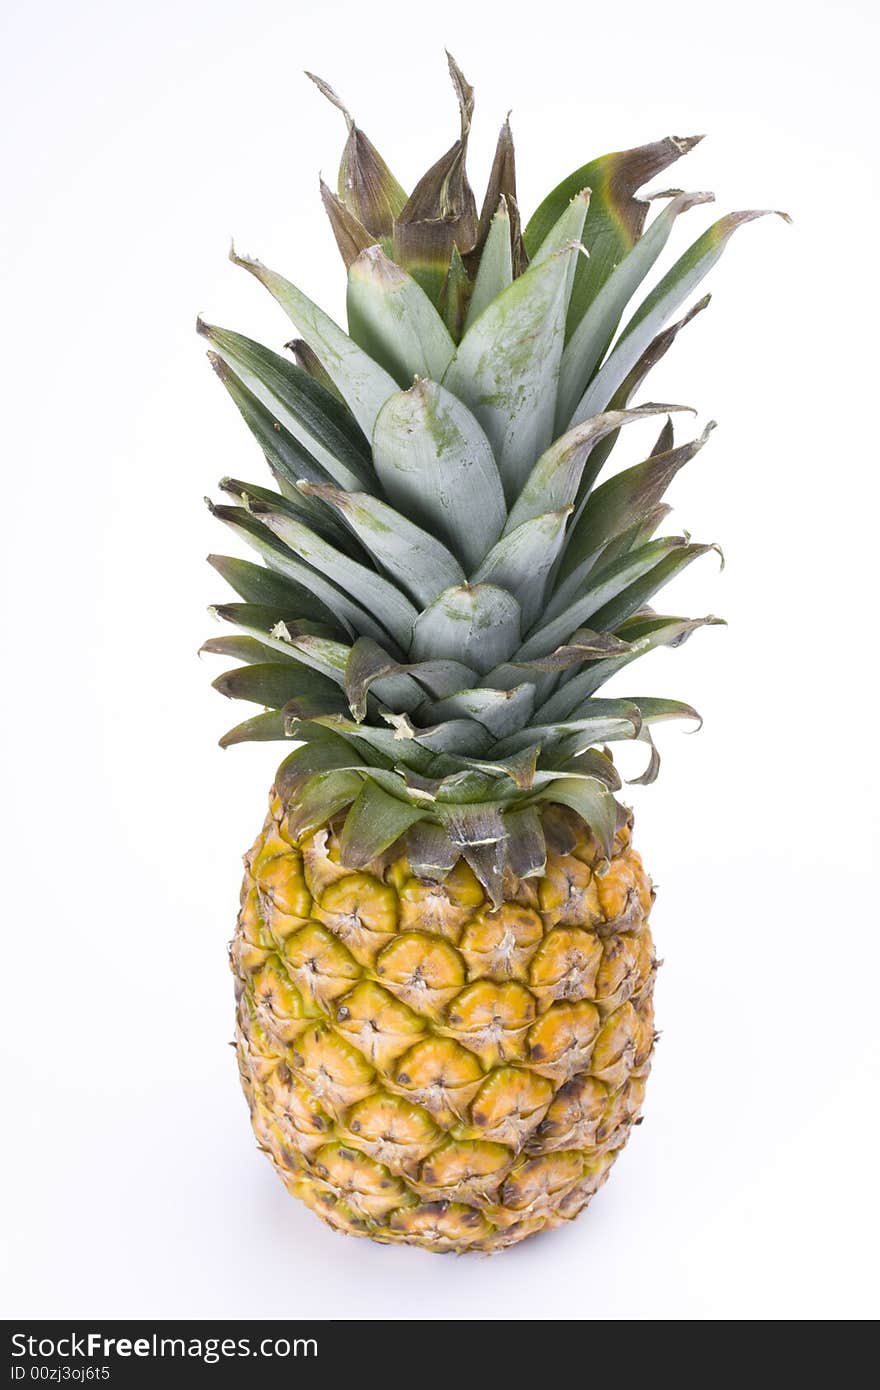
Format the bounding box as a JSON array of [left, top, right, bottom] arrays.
[[233, 792, 656, 1252]]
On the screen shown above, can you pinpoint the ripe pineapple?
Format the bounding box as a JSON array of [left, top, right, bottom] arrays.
[[201, 58, 785, 1251]]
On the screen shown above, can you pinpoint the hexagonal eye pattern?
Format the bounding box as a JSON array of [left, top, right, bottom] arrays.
[[233, 801, 657, 1251]]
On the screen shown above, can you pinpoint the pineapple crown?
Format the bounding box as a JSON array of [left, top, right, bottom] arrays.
[[200, 56, 788, 903]]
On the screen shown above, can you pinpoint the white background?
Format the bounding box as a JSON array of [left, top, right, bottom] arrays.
[[2, 0, 878, 1321]]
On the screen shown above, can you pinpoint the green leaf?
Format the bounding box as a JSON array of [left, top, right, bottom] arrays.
[[422, 684, 535, 739], [443, 240, 583, 503], [346, 246, 456, 386], [503, 807, 546, 879], [286, 769, 365, 840], [207, 554, 338, 620], [405, 822, 460, 877], [493, 699, 641, 757], [229, 248, 399, 439], [297, 482, 464, 606], [505, 403, 687, 533], [253, 505, 419, 649], [389, 715, 494, 758], [345, 636, 476, 722], [629, 696, 702, 728], [486, 629, 629, 690], [463, 198, 513, 332], [286, 338, 343, 400], [212, 604, 351, 685], [570, 210, 790, 426], [275, 727, 366, 803], [529, 189, 590, 264], [587, 542, 721, 632], [536, 533, 686, 633], [212, 661, 347, 713], [410, 584, 521, 674], [472, 510, 571, 629], [219, 476, 362, 556], [219, 709, 291, 748], [208, 502, 386, 643], [556, 191, 714, 427], [524, 134, 703, 335], [534, 776, 617, 859], [372, 380, 507, 572], [574, 296, 712, 495], [198, 320, 372, 490], [200, 635, 283, 665], [438, 245, 471, 341], [339, 782, 427, 868], [557, 421, 715, 593]]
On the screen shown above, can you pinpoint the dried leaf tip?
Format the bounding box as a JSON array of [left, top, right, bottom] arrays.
[[444, 51, 475, 135], [308, 70, 407, 239], [671, 134, 706, 153], [305, 71, 354, 126]]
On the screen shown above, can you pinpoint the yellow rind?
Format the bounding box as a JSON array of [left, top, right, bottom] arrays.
[[232, 792, 656, 1252]]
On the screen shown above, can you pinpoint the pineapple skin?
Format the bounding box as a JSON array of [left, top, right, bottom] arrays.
[[233, 792, 657, 1252]]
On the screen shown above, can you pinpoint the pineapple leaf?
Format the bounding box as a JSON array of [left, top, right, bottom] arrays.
[[629, 696, 703, 729], [219, 476, 363, 556], [308, 715, 441, 772], [339, 781, 427, 868], [212, 604, 350, 684], [506, 403, 690, 533], [200, 635, 285, 665], [411, 584, 521, 674], [346, 246, 456, 386], [443, 240, 584, 503], [306, 71, 408, 238], [297, 482, 465, 606], [463, 199, 513, 333], [208, 554, 337, 620], [537, 615, 723, 716], [286, 768, 366, 839], [253, 505, 419, 649], [421, 684, 535, 739], [529, 189, 590, 264], [492, 699, 642, 757], [345, 636, 476, 722], [218, 709, 291, 748], [471, 115, 526, 275], [212, 661, 347, 712], [275, 726, 367, 802], [285, 338, 343, 399], [570, 210, 790, 426], [556, 192, 714, 428], [208, 502, 387, 644], [229, 248, 399, 438], [319, 178, 376, 269], [502, 807, 546, 879], [438, 245, 471, 341], [372, 380, 507, 572], [471, 510, 571, 630], [198, 321, 372, 490], [536, 535, 690, 636], [392, 53, 478, 303], [533, 776, 617, 858], [558, 421, 716, 590], [524, 134, 704, 336], [587, 542, 722, 632], [404, 822, 460, 877], [573, 296, 712, 495]]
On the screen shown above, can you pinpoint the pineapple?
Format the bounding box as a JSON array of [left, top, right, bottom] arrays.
[[201, 57, 786, 1252]]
